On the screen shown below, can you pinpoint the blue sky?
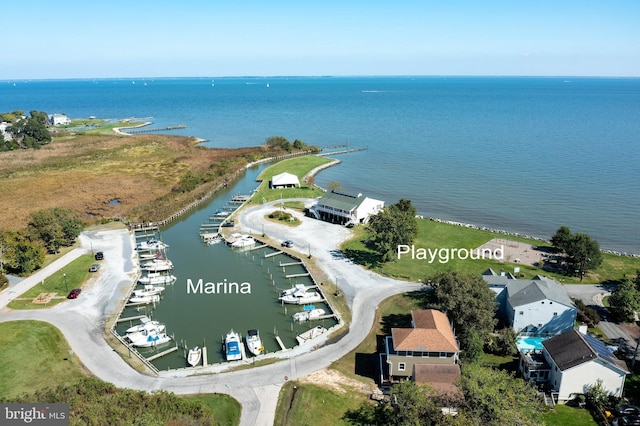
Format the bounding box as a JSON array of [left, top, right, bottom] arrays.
[[3, 0, 639, 79]]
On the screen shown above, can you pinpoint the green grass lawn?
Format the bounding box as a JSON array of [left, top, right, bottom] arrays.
[[0, 320, 86, 400], [274, 381, 370, 426], [541, 404, 597, 426], [0, 321, 241, 423], [250, 156, 332, 205], [7, 254, 96, 309], [342, 219, 640, 284]]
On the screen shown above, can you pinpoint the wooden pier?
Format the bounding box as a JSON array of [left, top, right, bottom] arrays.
[[146, 345, 178, 362], [127, 124, 186, 134], [264, 250, 283, 258], [116, 314, 148, 323], [279, 261, 303, 267], [285, 272, 310, 278], [275, 336, 287, 351]]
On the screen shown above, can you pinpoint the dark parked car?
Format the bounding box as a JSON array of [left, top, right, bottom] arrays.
[[614, 416, 640, 426], [67, 289, 81, 299], [89, 264, 100, 272], [221, 221, 235, 227], [616, 405, 640, 417], [95, 251, 104, 260], [281, 240, 294, 248]]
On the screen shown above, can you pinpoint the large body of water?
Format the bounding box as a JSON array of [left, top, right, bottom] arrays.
[[2, 76, 639, 252]]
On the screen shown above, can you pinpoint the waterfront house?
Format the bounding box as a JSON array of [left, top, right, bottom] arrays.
[[383, 309, 459, 387], [270, 172, 300, 189], [520, 329, 628, 403], [482, 270, 577, 336], [309, 189, 384, 225], [48, 113, 71, 126]]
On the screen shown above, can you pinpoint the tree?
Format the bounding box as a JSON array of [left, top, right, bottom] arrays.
[[551, 225, 572, 252], [389, 380, 443, 425], [28, 208, 83, 253], [367, 199, 418, 262], [459, 364, 544, 426], [460, 328, 484, 363], [550, 226, 603, 280], [608, 279, 640, 323], [327, 181, 342, 191], [566, 232, 603, 280], [429, 271, 497, 343], [7, 111, 51, 148], [264, 135, 291, 152], [0, 230, 45, 274]]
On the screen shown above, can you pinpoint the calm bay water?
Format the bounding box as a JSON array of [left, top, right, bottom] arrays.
[[2, 76, 639, 252]]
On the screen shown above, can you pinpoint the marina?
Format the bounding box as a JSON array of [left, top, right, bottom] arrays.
[[111, 168, 342, 370]]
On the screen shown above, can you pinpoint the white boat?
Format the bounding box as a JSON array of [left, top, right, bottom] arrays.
[[133, 285, 165, 297], [125, 316, 166, 334], [280, 283, 315, 297], [293, 308, 327, 322], [137, 239, 168, 251], [138, 272, 177, 285], [187, 346, 202, 367], [230, 234, 255, 248], [225, 330, 243, 361], [245, 329, 264, 356], [130, 331, 172, 348], [141, 259, 173, 272], [279, 288, 323, 305], [296, 325, 327, 345], [129, 293, 161, 304]]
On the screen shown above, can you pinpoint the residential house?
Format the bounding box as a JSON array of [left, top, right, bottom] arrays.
[[48, 113, 71, 126], [521, 329, 628, 403], [482, 269, 577, 336], [309, 189, 384, 225], [270, 172, 300, 189], [383, 309, 459, 387]]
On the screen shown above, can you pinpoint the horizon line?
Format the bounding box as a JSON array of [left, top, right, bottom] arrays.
[[3, 74, 640, 83]]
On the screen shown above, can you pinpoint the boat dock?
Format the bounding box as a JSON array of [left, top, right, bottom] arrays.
[[279, 261, 303, 267], [275, 336, 287, 351], [264, 250, 283, 258], [146, 345, 178, 362], [286, 272, 310, 278], [116, 314, 148, 323], [199, 193, 251, 239]]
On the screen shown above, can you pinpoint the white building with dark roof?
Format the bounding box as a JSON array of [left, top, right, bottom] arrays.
[[542, 329, 628, 402], [482, 269, 577, 336], [309, 189, 384, 225]]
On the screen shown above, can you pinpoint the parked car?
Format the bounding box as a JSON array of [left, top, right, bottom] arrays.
[[614, 416, 640, 426], [89, 264, 100, 272], [281, 240, 294, 248], [616, 405, 640, 417], [67, 289, 81, 299], [95, 251, 104, 260], [221, 221, 235, 227]]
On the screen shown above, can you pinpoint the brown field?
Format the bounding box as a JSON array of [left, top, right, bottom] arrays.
[[0, 133, 272, 230]]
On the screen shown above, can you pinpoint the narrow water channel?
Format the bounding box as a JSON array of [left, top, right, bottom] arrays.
[[116, 164, 337, 370]]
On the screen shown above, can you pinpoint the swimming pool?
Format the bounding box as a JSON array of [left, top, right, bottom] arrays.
[[516, 336, 548, 352]]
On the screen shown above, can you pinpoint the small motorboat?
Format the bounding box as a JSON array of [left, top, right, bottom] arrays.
[[187, 346, 202, 367]]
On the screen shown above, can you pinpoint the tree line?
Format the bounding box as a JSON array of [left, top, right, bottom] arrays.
[[0, 207, 83, 279], [1, 110, 52, 150]]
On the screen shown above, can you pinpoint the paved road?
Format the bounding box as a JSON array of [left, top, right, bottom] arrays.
[[0, 204, 421, 426]]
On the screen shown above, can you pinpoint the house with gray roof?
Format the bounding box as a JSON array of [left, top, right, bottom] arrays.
[[482, 269, 577, 336], [309, 189, 384, 225], [529, 329, 628, 402]]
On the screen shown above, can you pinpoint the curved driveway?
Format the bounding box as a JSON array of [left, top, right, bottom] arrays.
[[0, 201, 421, 426]]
